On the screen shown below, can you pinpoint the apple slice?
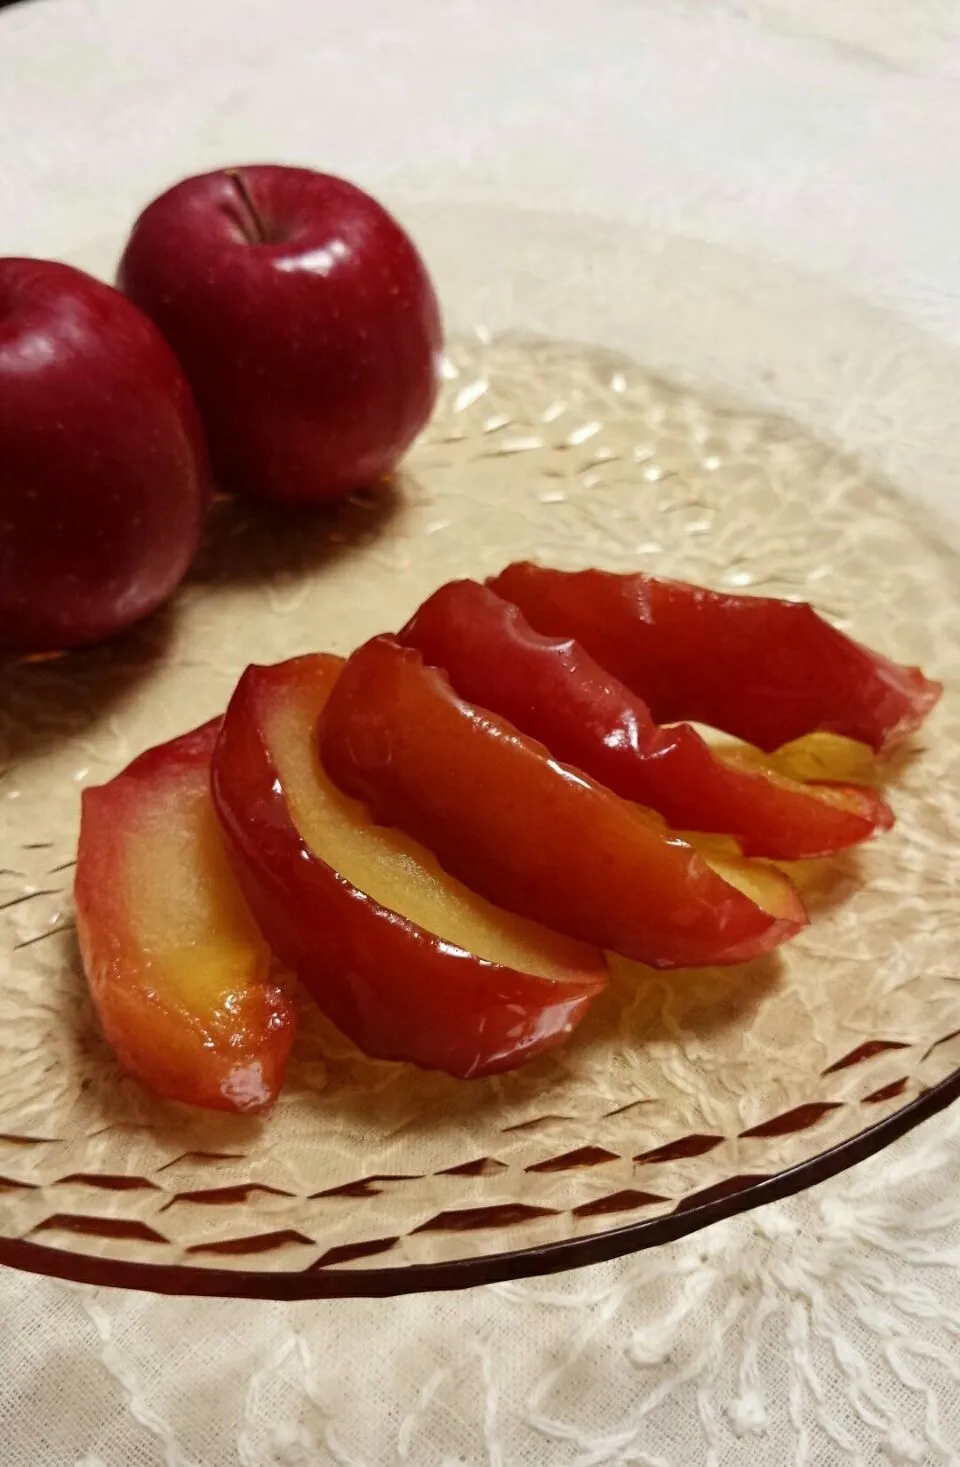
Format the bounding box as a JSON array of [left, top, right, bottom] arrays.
[[399, 580, 893, 860], [489, 563, 942, 754], [318, 637, 807, 970], [210, 654, 607, 1079], [75, 720, 294, 1113]]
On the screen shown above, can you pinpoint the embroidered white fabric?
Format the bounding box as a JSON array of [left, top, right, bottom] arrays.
[[4, 1115, 960, 1465], [3, 1, 960, 1462]]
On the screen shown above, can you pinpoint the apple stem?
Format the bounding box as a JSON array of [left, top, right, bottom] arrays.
[[225, 169, 267, 246]]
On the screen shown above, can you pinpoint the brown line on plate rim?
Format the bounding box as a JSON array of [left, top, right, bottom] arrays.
[[30, 1215, 168, 1245], [923, 1027, 960, 1061], [160, 1183, 296, 1209], [12, 922, 75, 951], [0, 889, 60, 913], [862, 1077, 909, 1104], [307, 1237, 400, 1271], [573, 1190, 667, 1219], [674, 1174, 774, 1212], [155, 1151, 245, 1171], [821, 1040, 910, 1075], [634, 1134, 723, 1164], [57, 1174, 159, 1192], [526, 1146, 620, 1173], [0, 1044, 957, 1298], [602, 1099, 656, 1120], [436, 1157, 507, 1177], [500, 1115, 577, 1134], [186, 1230, 315, 1257], [413, 1203, 558, 1234], [310, 1174, 419, 1200], [739, 1102, 842, 1139]]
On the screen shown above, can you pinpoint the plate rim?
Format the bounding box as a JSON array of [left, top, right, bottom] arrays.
[[4, 288, 958, 1298], [3, 1062, 957, 1299]]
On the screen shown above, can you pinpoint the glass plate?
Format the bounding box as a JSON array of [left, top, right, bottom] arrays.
[[2, 231, 959, 1300]]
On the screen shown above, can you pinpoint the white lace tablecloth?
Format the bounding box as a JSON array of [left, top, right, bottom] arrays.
[[3, 1, 960, 1462]]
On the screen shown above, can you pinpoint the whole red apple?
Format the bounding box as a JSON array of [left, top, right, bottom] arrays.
[[117, 165, 443, 506], [0, 258, 209, 653]]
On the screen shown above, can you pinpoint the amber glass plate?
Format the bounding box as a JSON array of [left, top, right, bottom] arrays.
[[1, 330, 958, 1299]]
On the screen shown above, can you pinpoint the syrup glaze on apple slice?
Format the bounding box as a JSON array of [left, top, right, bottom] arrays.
[[211, 654, 606, 1079], [318, 637, 808, 970], [399, 578, 893, 860], [489, 563, 942, 755], [75, 719, 295, 1113]]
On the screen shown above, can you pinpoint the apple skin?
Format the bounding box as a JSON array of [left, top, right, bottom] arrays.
[[490, 563, 942, 755], [399, 579, 894, 860], [117, 165, 442, 506], [0, 258, 209, 653], [317, 636, 808, 970], [210, 654, 606, 1079], [75, 719, 295, 1114]]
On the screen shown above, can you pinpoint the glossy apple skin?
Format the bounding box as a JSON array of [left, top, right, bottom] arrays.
[[399, 580, 894, 860], [318, 637, 807, 969], [490, 564, 942, 755], [0, 259, 209, 653], [74, 720, 295, 1113], [210, 655, 606, 1079], [118, 165, 442, 506]]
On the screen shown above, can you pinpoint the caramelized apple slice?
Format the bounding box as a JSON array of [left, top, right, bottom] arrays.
[[490, 563, 942, 754], [75, 720, 294, 1113], [318, 637, 807, 969], [210, 655, 607, 1079], [400, 579, 893, 860]]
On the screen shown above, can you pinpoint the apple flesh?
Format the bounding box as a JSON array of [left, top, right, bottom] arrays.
[[211, 654, 607, 1078], [399, 579, 893, 860], [490, 563, 942, 755], [74, 720, 294, 1113], [318, 637, 807, 969], [0, 258, 209, 653], [118, 165, 442, 506]]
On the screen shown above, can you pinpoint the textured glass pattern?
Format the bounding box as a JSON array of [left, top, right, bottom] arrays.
[[0, 333, 957, 1297]]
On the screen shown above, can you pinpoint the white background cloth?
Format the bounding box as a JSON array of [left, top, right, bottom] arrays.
[[3, 1, 960, 1462]]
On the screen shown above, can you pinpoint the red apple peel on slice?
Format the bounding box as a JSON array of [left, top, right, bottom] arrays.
[[399, 578, 894, 860], [317, 637, 808, 970], [75, 719, 294, 1113], [210, 654, 607, 1079]]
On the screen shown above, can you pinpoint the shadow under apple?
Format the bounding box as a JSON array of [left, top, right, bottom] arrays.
[[282, 982, 539, 1135], [274, 944, 784, 1140], [0, 472, 407, 775], [187, 474, 405, 589], [576, 949, 785, 1050], [775, 848, 865, 919], [0, 604, 176, 770]]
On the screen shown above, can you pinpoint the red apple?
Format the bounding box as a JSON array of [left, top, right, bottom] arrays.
[[117, 165, 442, 506], [0, 259, 209, 653]]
